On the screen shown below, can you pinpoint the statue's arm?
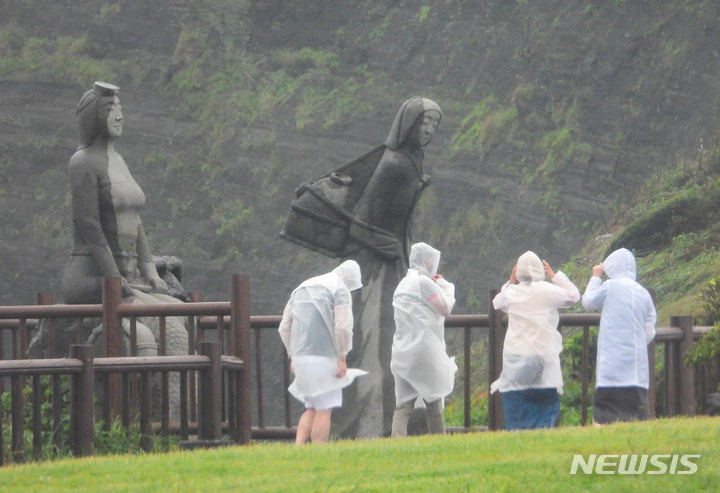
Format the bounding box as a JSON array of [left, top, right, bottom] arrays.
[[136, 222, 168, 294], [355, 156, 406, 224], [348, 155, 406, 259]]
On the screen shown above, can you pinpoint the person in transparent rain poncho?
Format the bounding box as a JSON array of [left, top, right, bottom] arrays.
[[490, 251, 580, 430], [390, 242, 457, 437], [279, 260, 368, 444], [582, 248, 656, 425]]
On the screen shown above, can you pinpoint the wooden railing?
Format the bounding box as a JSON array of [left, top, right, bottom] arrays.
[[0, 342, 238, 464], [0, 275, 252, 465]]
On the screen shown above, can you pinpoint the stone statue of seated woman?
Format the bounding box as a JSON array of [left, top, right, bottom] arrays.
[[58, 81, 188, 379], [52, 82, 191, 418]]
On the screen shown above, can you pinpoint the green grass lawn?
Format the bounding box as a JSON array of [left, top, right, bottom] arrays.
[[0, 417, 717, 492]]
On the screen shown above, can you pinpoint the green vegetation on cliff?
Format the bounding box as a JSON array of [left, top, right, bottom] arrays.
[[561, 144, 720, 325]]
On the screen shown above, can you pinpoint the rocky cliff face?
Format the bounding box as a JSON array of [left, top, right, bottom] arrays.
[[1, 0, 720, 317]]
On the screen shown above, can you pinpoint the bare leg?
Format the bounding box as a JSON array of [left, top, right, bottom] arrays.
[[296, 409, 316, 445], [391, 400, 414, 438], [310, 409, 333, 443], [425, 399, 446, 435]]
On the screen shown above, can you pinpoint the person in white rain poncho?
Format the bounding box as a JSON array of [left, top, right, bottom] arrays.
[[491, 251, 580, 430], [390, 242, 457, 437], [279, 260, 368, 444], [582, 248, 656, 425]]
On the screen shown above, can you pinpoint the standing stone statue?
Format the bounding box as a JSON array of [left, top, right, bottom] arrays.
[[281, 96, 442, 437], [60, 81, 188, 416]]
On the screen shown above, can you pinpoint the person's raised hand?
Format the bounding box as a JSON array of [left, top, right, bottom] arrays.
[[509, 264, 518, 284], [542, 260, 555, 279], [592, 263, 604, 278]]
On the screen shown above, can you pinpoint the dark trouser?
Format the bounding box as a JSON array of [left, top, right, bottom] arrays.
[[592, 386, 649, 424], [391, 399, 445, 437], [501, 388, 560, 430]]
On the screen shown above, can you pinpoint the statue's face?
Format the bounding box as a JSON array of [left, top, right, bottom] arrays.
[[105, 96, 123, 139], [410, 112, 440, 147]]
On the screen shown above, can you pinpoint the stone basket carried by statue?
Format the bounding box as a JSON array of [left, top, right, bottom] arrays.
[[279, 145, 403, 260]]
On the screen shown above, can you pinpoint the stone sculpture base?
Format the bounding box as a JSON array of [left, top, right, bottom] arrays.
[[333, 256, 404, 438]]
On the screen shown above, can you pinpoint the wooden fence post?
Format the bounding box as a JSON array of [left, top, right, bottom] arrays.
[[487, 289, 505, 431], [648, 338, 656, 418], [139, 370, 153, 451], [231, 275, 252, 444], [70, 345, 94, 457], [647, 289, 657, 418], [198, 342, 222, 440], [188, 292, 202, 424], [36, 292, 63, 452], [11, 375, 25, 463], [463, 325, 472, 429], [580, 325, 590, 426], [102, 277, 124, 424], [674, 315, 696, 416], [667, 338, 679, 417]]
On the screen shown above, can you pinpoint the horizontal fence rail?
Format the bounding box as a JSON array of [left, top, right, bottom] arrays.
[[193, 309, 716, 434], [0, 342, 236, 465]]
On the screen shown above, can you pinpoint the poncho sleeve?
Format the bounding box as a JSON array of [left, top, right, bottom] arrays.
[[419, 276, 455, 316], [550, 271, 580, 307], [645, 298, 657, 344], [278, 299, 294, 355], [332, 286, 354, 356], [581, 276, 606, 311], [492, 282, 512, 312]]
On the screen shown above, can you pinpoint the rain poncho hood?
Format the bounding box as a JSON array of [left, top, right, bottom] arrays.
[[385, 97, 442, 150], [332, 260, 363, 291], [391, 243, 457, 405], [516, 251, 545, 282], [582, 249, 656, 388], [278, 265, 367, 401], [490, 252, 580, 394], [603, 248, 636, 281], [409, 242, 440, 278]]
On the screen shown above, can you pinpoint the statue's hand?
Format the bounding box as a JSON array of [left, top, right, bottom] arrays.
[[121, 278, 135, 298], [148, 276, 169, 295], [384, 241, 404, 261], [348, 221, 403, 260]]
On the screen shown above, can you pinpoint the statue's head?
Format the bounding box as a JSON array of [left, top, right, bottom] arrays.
[[385, 97, 442, 150], [76, 81, 122, 148]]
